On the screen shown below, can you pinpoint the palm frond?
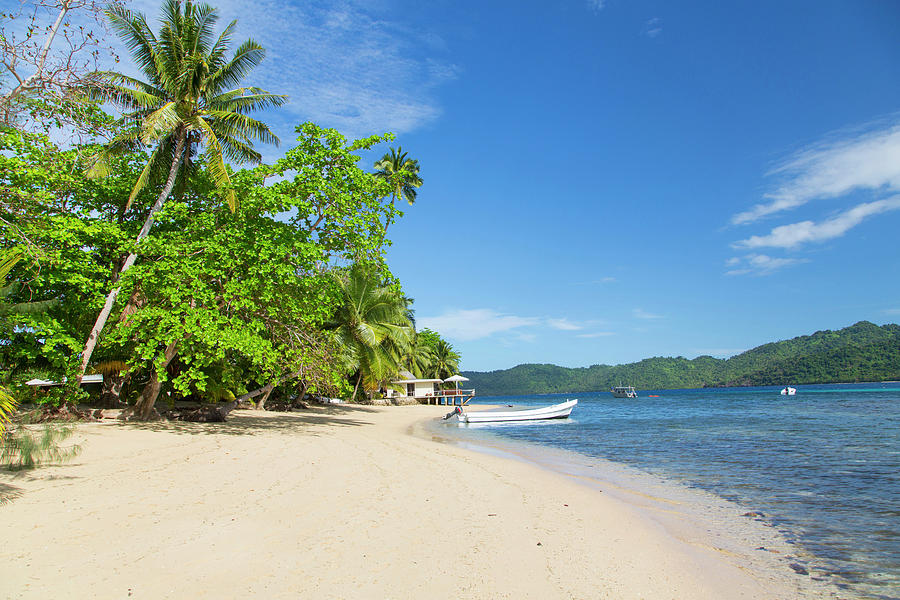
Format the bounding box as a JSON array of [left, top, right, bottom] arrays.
[[206, 40, 266, 94], [207, 20, 237, 71], [194, 118, 236, 211], [105, 5, 160, 84]]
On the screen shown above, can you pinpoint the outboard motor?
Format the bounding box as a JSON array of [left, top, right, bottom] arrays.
[[442, 405, 464, 420]]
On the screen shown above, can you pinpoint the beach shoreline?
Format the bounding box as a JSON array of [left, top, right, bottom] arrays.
[[1, 405, 835, 599]]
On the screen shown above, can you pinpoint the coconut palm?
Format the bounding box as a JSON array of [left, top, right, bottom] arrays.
[[403, 333, 436, 379], [77, 0, 286, 379], [373, 146, 422, 209], [327, 266, 414, 402], [431, 339, 460, 380]]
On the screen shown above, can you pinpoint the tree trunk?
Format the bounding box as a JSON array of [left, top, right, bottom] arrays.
[[98, 370, 129, 409], [236, 370, 302, 406], [295, 380, 309, 408], [351, 372, 362, 403], [255, 381, 276, 411], [77, 131, 186, 382], [132, 339, 179, 421]]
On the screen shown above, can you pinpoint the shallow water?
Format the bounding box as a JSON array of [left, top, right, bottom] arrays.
[[450, 383, 900, 600]]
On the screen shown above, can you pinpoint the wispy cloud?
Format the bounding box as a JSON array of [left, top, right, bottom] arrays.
[[574, 277, 617, 285], [725, 253, 807, 276], [418, 310, 613, 341], [632, 308, 663, 320], [576, 331, 615, 338], [733, 196, 900, 249], [884, 308, 900, 316], [586, 0, 606, 13], [732, 120, 900, 225], [643, 18, 662, 38], [126, 0, 457, 143], [547, 318, 583, 331], [418, 309, 539, 341]]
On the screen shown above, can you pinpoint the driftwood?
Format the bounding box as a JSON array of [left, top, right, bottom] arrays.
[[28, 404, 98, 423], [162, 399, 240, 423]]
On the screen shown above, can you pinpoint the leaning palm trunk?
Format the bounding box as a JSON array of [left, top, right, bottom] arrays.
[[78, 131, 186, 381]]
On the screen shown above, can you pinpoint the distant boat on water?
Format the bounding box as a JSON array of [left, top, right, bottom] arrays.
[[781, 386, 797, 396], [611, 385, 638, 398]]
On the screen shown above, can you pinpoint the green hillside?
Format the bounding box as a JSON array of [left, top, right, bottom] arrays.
[[462, 321, 900, 396]]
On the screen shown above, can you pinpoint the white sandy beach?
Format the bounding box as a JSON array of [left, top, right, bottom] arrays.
[[1, 405, 829, 599]]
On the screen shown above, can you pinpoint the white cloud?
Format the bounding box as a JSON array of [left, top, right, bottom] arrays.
[[576, 331, 615, 338], [643, 18, 662, 38], [632, 308, 663, 320], [546, 318, 582, 331], [884, 308, 900, 316], [124, 0, 457, 142], [418, 309, 539, 341], [725, 253, 807, 276], [733, 196, 900, 249], [732, 120, 900, 225], [586, 0, 606, 12]]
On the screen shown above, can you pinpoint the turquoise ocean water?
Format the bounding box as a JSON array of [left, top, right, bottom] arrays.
[[447, 383, 899, 600]]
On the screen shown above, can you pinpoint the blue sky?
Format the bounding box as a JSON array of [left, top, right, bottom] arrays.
[[121, 0, 899, 371]]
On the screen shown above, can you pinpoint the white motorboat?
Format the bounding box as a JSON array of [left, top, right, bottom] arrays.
[[780, 387, 797, 396], [447, 399, 577, 424], [611, 385, 638, 398]]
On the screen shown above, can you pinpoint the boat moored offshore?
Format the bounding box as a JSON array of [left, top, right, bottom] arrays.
[[611, 385, 638, 398]]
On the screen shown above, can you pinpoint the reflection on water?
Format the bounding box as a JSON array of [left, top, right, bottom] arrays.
[[449, 383, 900, 600]]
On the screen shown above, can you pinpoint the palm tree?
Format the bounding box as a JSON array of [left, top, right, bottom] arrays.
[[77, 0, 286, 380], [327, 265, 414, 402], [431, 339, 460, 380], [372, 146, 422, 210], [403, 333, 436, 379]]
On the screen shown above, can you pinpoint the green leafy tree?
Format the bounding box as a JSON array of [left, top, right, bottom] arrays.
[[327, 265, 413, 402], [0, 247, 80, 468], [78, 0, 286, 380], [104, 124, 397, 419], [0, 126, 144, 396]]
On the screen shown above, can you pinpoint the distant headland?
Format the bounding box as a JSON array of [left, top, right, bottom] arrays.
[[462, 321, 900, 396]]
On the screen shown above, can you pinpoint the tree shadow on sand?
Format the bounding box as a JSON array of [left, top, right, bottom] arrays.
[[118, 404, 383, 437], [0, 481, 23, 504]]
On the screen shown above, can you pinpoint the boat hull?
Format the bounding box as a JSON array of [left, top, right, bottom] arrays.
[[459, 399, 577, 424], [611, 386, 637, 398]]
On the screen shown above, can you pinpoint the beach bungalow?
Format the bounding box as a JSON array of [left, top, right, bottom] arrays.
[[389, 372, 475, 406]]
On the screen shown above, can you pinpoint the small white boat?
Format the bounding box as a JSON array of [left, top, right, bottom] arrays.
[[780, 387, 797, 396], [611, 385, 638, 398], [448, 399, 577, 424]]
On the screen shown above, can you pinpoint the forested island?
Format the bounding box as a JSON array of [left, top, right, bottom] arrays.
[[463, 321, 900, 396]]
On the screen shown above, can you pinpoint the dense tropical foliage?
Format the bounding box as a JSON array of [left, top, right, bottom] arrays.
[[0, 0, 463, 423], [78, 0, 287, 380], [463, 321, 900, 396]]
